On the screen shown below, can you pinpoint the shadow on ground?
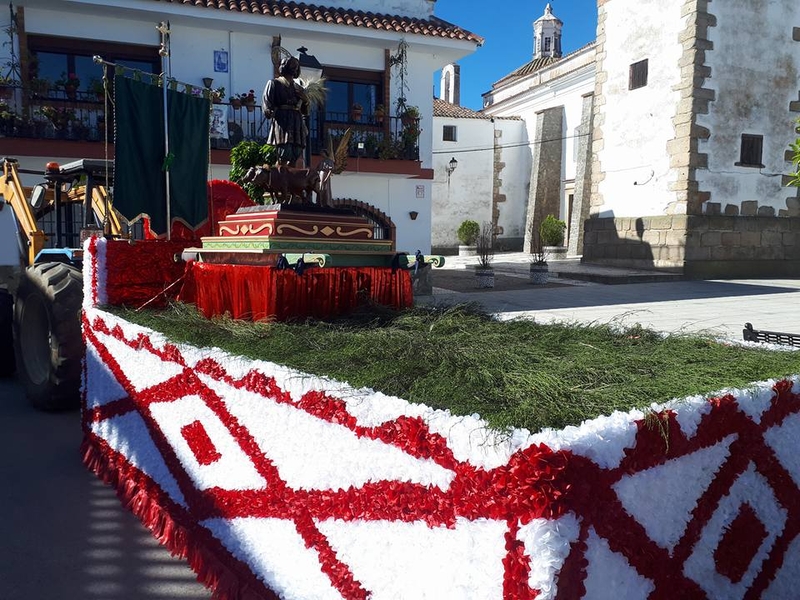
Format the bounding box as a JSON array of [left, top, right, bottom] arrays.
[[0, 378, 211, 600]]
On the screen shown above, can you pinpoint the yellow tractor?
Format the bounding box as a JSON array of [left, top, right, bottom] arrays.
[[0, 157, 125, 410]]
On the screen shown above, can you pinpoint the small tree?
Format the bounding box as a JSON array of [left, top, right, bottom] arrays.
[[229, 141, 278, 203], [529, 221, 547, 265], [475, 222, 495, 269], [790, 117, 800, 188], [539, 214, 567, 247], [457, 219, 480, 246]]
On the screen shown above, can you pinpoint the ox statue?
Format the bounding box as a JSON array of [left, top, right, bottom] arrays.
[[243, 165, 321, 206]]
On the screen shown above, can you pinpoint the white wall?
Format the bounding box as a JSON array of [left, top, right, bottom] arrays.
[[14, 0, 480, 255], [494, 118, 530, 243], [431, 116, 494, 248], [331, 173, 431, 254], [484, 54, 593, 225], [594, 0, 685, 218], [697, 0, 800, 215]]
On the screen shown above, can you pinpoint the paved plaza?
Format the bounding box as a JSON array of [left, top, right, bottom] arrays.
[[419, 252, 800, 344]]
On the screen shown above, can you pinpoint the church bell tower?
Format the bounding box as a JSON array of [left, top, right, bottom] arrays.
[[533, 3, 563, 59]]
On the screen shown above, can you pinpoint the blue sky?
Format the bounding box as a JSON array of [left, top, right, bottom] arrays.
[[433, 0, 598, 110]]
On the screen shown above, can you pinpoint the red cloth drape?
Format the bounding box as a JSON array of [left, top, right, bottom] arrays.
[[104, 240, 192, 307], [180, 263, 413, 321]]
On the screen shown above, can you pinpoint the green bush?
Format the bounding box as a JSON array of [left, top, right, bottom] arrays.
[[790, 117, 800, 188], [457, 219, 480, 245], [229, 141, 278, 203], [539, 214, 567, 246]]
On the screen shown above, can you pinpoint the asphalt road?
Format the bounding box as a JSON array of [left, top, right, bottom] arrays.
[[0, 376, 212, 600]]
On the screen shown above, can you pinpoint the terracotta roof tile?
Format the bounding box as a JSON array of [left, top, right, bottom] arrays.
[[433, 98, 491, 119], [154, 1, 483, 44]]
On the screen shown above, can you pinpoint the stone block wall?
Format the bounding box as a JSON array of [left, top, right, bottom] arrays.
[[582, 215, 800, 277]]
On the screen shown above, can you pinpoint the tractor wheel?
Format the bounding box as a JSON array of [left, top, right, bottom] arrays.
[[0, 288, 13, 377], [13, 263, 83, 411]]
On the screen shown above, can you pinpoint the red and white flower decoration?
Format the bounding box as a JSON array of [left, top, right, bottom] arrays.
[[82, 236, 800, 599]]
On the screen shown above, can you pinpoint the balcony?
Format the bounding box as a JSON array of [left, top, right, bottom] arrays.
[[0, 83, 421, 168]]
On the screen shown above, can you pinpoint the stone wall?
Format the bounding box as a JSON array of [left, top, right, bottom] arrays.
[[523, 106, 564, 252], [582, 215, 800, 277]]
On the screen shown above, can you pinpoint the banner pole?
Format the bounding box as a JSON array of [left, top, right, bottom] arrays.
[[158, 21, 171, 240]]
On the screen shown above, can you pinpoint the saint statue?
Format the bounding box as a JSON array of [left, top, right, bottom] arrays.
[[261, 56, 310, 166]]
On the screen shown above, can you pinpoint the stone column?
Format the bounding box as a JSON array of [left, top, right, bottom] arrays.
[[523, 105, 564, 252], [568, 92, 594, 257]]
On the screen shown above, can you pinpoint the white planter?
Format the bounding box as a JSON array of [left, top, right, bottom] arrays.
[[474, 267, 495, 288], [529, 264, 549, 285], [543, 246, 567, 261], [458, 245, 477, 257]]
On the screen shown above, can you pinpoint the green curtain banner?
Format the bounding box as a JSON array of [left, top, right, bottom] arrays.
[[114, 75, 209, 235]]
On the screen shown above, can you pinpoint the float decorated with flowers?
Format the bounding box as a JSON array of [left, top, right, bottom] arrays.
[[81, 237, 800, 600]]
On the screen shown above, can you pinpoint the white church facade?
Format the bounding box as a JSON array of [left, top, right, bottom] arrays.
[[433, 1, 800, 277]]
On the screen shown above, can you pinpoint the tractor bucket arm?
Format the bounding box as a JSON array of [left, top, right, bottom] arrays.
[[1, 158, 46, 266], [90, 185, 124, 237]]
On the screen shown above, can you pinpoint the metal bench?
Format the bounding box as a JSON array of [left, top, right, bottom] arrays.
[[743, 323, 800, 348]]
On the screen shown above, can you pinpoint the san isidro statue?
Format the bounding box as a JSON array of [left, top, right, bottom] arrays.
[[262, 56, 310, 167]]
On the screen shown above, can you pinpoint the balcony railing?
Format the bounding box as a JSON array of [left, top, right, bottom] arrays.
[[0, 84, 420, 162]]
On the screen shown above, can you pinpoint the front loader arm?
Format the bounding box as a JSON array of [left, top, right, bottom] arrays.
[[1, 158, 46, 266]]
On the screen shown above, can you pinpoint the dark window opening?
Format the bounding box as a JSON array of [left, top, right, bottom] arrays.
[[629, 59, 648, 90], [544, 37, 551, 52], [321, 66, 383, 124], [736, 134, 764, 168], [28, 35, 160, 92], [443, 125, 457, 142]]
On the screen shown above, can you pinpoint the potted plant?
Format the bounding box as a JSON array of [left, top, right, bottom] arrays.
[[528, 223, 549, 285], [0, 74, 15, 99], [373, 104, 385, 125], [57, 72, 80, 100], [211, 86, 225, 104], [242, 89, 256, 112], [474, 222, 495, 289], [400, 104, 420, 127], [539, 214, 567, 260], [88, 77, 105, 101], [350, 102, 363, 121], [457, 219, 480, 257], [29, 77, 51, 98], [229, 94, 242, 109]]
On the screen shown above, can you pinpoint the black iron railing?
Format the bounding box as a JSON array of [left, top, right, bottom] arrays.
[[0, 83, 421, 161]]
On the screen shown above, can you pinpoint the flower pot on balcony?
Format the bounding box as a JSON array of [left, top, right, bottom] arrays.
[[245, 101, 255, 113], [230, 98, 242, 109]]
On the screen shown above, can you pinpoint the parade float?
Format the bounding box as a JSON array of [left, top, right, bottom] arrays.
[[74, 46, 800, 600], [81, 234, 800, 600]]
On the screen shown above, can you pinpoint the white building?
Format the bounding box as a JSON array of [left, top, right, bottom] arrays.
[[0, 0, 482, 254], [432, 3, 594, 254], [437, 1, 800, 277], [431, 94, 528, 252], [585, 0, 800, 277]]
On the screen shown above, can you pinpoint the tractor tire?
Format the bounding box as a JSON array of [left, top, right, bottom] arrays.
[[13, 263, 83, 411], [0, 288, 13, 377]]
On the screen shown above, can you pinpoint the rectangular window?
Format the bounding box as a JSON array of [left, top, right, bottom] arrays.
[[443, 125, 457, 142], [322, 66, 383, 125], [629, 59, 648, 90], [737, 134, 764, 168], [28, 34, 160, 99], [544, 38, 551, 52]]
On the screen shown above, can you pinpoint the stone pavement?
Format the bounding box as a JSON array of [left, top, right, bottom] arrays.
[[417, 252, 800, 344]]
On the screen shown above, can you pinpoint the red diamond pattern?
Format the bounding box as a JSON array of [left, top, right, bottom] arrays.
[[82, 307, 800, 600]]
